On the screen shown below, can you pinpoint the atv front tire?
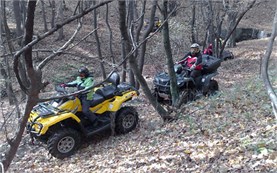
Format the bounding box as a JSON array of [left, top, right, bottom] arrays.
[[204, 79, 219, 96], [115, 106, 138, 134], [151, 89, 164, 103], [47, 128, 81, 159]]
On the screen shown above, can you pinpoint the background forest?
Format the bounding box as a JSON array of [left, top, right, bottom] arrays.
[[0, 0, 277, 172]]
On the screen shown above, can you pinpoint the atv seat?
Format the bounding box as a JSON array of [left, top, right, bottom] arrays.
[[90, 93, 105, 107], [95, 85, 117, 100], [117, 83, 132, 93]]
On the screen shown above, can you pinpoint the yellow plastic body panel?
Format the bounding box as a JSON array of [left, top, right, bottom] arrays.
[[28, 89, 138, 135], [58, 98, 82, 112], [29, 111, 81, 135], [85, 90, 138, 113]]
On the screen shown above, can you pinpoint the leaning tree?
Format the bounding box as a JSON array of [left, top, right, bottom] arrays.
[[261, 1, 277, 119]]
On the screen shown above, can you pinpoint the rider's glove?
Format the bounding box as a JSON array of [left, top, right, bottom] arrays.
[[190, 64, 196, 70], [60, 83, 67, 88]]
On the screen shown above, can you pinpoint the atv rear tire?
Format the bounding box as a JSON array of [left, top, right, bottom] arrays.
[[115, 106, 138, 134], [204, 79, 219, 96], [47, 128, 81, 159]]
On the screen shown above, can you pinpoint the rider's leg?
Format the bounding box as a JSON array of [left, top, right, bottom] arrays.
[[82, 98, 97, 124], [190, 70, 202, 90]]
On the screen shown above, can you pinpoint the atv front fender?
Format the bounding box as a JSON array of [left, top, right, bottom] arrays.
[[30, 112, 81, 135], [202, 72, 218, 92]]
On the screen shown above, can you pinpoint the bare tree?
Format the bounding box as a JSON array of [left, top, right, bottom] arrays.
[[56, 0, 64, 40], [13, 0, 24, 39], [261, 2, 277, 119], [105, 4, 115, 65], [202, 0, 216, 49], [118, 1, 172, 121], [219, 0, 256, 58], [41, 0, 48, 32], [161, 0, 179, 106], [127, 0, 136, 86], [1, 2, 40, 171], [93, 0, 106, 79], [190, 0, 197, 43], [50, 0, 55, 28], [1, 0, 18, 105]]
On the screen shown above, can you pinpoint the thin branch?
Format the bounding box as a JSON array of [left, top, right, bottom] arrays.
[[37, 19, 83, 69], [13, 0, 113, 61], [117, 4, 177, 68]]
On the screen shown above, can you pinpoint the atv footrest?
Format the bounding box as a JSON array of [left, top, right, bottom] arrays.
[[85, 123, 111, 136]]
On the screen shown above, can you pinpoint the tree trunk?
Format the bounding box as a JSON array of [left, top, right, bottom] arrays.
[[56, 0, 64, 40], [13, 0, 23, 38], [220, 0, 256, 58], [105, 4, 115, 65], [41, 0, 48, 32], [127, 0, 136, 86], [168, 0, 177, 16], [51, 0, 55, 28], [1, 2, 39, 171], [134, 0, 146, 89], [191, 0, 197, 43], [2, 0, 17, 104], [162, 0, 179, 107], [121, 39, 127, 82], [226, 11, 237, 47], [261, 3, 277, 119], [118, 1, 171, 121], [207, 0, 215, 46], [137, 0, 156, 88], [20, 0, 27, 33], [93, 0, 106, 79]]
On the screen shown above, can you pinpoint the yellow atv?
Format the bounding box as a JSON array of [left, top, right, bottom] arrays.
[[27, 72, 139, 159]]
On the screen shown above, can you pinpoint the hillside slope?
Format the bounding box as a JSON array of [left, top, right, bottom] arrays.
[[8, 38, 277, 172]]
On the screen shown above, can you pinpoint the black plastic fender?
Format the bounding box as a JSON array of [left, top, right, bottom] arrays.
[[201, 71, 218, 93]]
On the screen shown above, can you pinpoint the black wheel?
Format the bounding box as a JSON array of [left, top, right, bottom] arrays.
[[204, 80, 219, 96], [47, 128, 81, 159], [151, 89, 164, 103], [179, 89, 195, 104], [115, 106, 139, 134]]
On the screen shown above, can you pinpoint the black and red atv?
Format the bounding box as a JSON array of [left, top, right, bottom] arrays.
[[152, 55, 221, 104]]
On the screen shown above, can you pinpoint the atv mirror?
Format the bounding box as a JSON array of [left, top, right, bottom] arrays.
[[174, 64, 183, 74]]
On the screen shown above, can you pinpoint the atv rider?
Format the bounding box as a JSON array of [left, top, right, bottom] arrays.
[[61, 67, 98, 126], [203, 43, 213, 56], [180, 43, 203, 79]]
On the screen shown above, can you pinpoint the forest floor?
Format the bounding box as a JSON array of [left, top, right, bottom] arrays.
[[1, 1, 277, 172], [3, 37, 277, 173]]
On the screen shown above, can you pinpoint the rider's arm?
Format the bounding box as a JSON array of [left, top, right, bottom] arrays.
[[178, 52, 191, 64], [181, 52, 191, 61], [65, 77, 80, 87], [195, 53, 203, 65]]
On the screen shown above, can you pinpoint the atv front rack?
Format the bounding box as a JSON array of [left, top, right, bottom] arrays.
[[33, 103, 61, 117]]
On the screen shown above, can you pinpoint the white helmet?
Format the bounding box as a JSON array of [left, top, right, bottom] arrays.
[[190, 43, 200, 48], [190, 43, 200, 55]]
